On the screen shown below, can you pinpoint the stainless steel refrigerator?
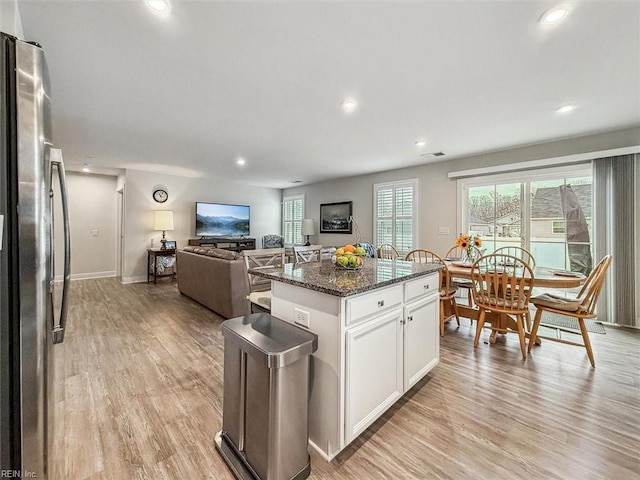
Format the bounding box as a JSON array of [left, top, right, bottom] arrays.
[[1, 32, 70, 479]]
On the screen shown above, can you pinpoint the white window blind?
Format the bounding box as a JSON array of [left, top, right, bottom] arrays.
[[282, 194, 304, 245], [374, 179, 417, 253]]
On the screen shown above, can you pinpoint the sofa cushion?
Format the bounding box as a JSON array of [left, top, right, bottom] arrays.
[[183, 245, 196, 252], [204, 248, 238, 260]]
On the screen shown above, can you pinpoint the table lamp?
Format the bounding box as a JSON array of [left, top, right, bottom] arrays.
[[301, 219, 315, 246], [154, 210, 174, 249]]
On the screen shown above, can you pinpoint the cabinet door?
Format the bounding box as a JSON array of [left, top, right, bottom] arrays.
[[404, 293, 439, 390], [345, 309, 403, 444]]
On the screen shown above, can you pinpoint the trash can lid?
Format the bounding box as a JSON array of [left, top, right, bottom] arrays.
[[222, 313, 318, 368]]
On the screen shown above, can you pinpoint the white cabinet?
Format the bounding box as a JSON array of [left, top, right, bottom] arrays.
[[344, 277, 440, 445], [270, 271, 440, 461], [345, 308, 403, 444], [404, 293, 439, 390]]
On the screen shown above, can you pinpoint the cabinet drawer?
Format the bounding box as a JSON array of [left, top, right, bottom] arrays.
[[346, 285, 403, 326], [404, 273, 438, 302]]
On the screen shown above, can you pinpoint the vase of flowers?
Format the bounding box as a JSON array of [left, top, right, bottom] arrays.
[[455, 233, 482, 264]]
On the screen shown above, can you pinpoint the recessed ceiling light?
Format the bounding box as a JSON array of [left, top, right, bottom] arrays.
[[541, 7, 568, 24], [82, 164, 90, 173], [146, 0, 170, 12], [415, 139, 427, 147], [556, 104, 577, 114], [341, 99, 358, 113], [236, 158, 246, 166]]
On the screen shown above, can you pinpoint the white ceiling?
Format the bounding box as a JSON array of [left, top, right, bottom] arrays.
[[18, 0, 640, 188]]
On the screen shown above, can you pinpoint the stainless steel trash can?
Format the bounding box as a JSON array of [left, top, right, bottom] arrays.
[[215, 313, 318, 480]]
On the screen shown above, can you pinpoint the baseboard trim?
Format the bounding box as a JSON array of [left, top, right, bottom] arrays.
[[122, 275, 148, 284], [54, 271, 117, 281]]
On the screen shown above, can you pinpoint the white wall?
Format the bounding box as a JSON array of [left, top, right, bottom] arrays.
[[635, 154, 640, 327], [54, 172, 118, 279], [0, 0, 24, 38], [284, 127, 640, 256], [122, 170, 282, 283]]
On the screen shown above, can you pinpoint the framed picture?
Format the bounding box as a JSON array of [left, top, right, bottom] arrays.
[[320, 201, 353, 233], [163, 240, 176, 250]]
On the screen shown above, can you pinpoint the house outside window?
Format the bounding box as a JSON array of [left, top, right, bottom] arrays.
[[374, 179, 418, 254], [282, 194, 304, 245]]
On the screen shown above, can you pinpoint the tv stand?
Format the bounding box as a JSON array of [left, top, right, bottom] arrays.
[[188, 237, 256, 252]]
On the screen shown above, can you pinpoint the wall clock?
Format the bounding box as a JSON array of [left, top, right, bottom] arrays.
[[153, 187, 168, 203]]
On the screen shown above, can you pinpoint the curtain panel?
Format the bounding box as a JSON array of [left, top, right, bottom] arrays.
[[593, 154, 638, 327]]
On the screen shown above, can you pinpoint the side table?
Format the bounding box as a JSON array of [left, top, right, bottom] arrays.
[[147, 248, 176, 284]]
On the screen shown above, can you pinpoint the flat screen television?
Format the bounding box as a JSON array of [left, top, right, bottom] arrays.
[[195, 202, 250, 237]]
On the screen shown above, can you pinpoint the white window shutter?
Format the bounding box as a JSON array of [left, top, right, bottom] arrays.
[[283, 194, 305, 245], [374, 180, 417, 253]]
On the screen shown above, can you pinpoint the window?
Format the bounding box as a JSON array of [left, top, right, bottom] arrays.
[[552, 221, 565, 234], [374, 179, 417, 254], [459, 165, 593, 273], [282, 194, 304, 245]]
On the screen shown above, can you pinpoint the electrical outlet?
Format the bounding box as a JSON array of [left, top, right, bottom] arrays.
[[294, 308, 310, 328], [91, 229, 99, 237], [438, 226, 450, 235], [150, 238, 155, 247]]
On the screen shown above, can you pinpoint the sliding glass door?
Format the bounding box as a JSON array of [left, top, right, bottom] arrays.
[[460, 165, 593, 273], [529, 175, 592, 273], [467, 182, 523, 253]]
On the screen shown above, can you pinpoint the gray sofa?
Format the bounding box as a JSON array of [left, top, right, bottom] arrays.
[[176, 246, 250, 319]]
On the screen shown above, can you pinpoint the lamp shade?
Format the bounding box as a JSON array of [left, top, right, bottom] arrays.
[[154, 210, 174, 231], [301, 218, 315, 236]]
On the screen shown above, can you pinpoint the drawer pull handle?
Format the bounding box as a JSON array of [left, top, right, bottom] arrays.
[[409, 315, 414, 322], [377, 300, 385, 307], [424, 284, 430, 290]]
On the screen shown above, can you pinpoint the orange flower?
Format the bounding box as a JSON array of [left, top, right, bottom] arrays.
[[455, 234, 470, 249], [456, 233, 481, 250]]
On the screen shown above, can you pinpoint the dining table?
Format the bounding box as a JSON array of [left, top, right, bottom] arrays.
[[445, 260, 586, 343]]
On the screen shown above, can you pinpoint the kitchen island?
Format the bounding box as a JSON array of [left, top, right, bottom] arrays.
[[249, 258, 443, 461]]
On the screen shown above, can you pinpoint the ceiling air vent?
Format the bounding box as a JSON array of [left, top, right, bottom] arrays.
[[420, 152, 445, 158]]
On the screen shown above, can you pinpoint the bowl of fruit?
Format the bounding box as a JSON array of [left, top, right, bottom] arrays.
[[333, 244, 367, 270]]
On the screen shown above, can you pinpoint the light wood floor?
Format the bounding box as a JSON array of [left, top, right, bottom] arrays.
[[51, 278, 640, 480]]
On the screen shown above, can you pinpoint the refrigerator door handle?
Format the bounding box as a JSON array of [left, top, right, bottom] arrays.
[[50, 148, 70, 344]]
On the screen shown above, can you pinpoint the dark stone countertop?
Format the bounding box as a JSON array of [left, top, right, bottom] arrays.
[[248, 259, 443, 297]]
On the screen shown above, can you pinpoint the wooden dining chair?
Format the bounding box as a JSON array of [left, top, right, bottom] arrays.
[[404, 249, 431, 263], [405, 249, 460, 335], [445, 245, 482, 309], [471, 253, 535, 359], [527, 255, 612, 367], [445, 245, 482, 262], [378, 244, 400, 260], [493, 246, 536, 268], [243, 248, 285, 313], [293, 244, 322, 263]]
